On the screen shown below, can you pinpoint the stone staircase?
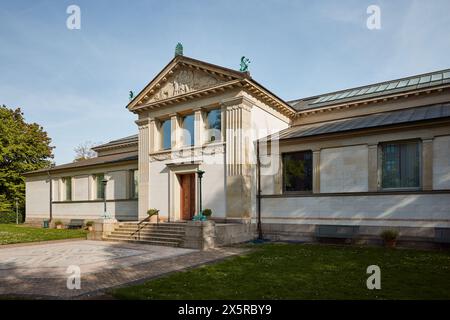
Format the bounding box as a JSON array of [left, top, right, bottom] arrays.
[[103, 222, 186, 247]]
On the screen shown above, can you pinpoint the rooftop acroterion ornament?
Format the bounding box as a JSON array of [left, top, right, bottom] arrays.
[[240, 56, 250, 72], [175, 42, 183, 57]]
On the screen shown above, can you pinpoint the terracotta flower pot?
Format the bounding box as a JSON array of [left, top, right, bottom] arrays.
[[88, 226, 93, 232], [56, 225, 63, 229], [384, 239, 397, 248]]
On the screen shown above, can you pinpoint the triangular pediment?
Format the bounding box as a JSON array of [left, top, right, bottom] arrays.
[[127, 56, 246, 111], [147, 67, 226, 103]]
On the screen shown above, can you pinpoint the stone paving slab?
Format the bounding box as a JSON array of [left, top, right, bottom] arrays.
[[0, 240, 247, 299]]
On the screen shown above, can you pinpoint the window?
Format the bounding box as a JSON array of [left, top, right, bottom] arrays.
[[206, 109, 221, 143], [182, 114, 195, 146], [282, 151, 312, 192], [130, 170, 138, 199], [161, 120, 171, 150], [381, 141, 420, 189], [63, 177, 72, 201], [95, 173, 105, 199]]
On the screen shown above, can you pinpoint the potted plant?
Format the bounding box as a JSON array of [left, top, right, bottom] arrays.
[[147, 208, 160, 224], [54, 220, 63, 229], [202, 208, 212, 220], [86, 221, 94, 231], [380, 229, 399, 248]]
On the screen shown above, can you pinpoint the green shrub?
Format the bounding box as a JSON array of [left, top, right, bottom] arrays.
[[85, 221, 94, 227], [202, 208, 212, 217], [380, 229, 399, 241], [54, 220, 63, 227], [0, 211, 22, 224], [147, 208, 159, 217]]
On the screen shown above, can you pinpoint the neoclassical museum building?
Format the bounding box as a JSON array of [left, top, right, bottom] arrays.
[[25, 48, 450, 246]]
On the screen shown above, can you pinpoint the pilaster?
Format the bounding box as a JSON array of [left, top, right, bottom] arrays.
[[136, 118, 151, 220], [312, 150, 321, 194], [422, 138, 434, 191], [368, 144, 378, 192], [221, 96, 253, 219]]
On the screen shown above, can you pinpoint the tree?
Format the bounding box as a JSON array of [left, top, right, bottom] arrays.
[[0, 105, 53, 222], [74, 141, 98, 162]]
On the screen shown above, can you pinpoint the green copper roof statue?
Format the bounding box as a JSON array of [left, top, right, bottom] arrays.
[[175, 42, 183, 57], [240, 56, 250, 72]]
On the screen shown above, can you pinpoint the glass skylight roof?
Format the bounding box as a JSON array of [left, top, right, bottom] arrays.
[[375, 84, 388, 92], [346, 89, 360, 98], [396, 80, 409, 88], [419, 75, 431, 84], [357, 87, 370, 95], [365, 86, 378, 94], [431, 74, 443, 81], [386, 82, 398, 90], [304, 69, 450, 108], [407, 78, 420, 86]]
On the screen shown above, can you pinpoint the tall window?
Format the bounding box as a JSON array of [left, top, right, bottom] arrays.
[[282, 151, 313, 192], [381, 141, 420, 189], [63, 177, 72, 201], [161, 120, 171, 150], [206, 109, 221, 143], [95, 173, 105, 199], [130, 170, 138, 199], [183, 114, 195, 146]]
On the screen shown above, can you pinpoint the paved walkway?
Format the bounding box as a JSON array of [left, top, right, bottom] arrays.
[[0, 240, 246, 299]]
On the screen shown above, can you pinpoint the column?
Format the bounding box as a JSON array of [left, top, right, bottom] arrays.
[[220, 104, 226, 142], [136, 118, 151, 220], [368, 144, 378, 192], [149, 118, 158, 153], [194, 108, 205, 147], [422, 138, 434, 191], [312, 150, 321, 193], [170, 113, 181, 149]]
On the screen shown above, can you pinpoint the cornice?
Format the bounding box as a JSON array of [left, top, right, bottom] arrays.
[[149, 142, 225, 162], [241, 80, 297, 118], [274, 118, 450, 146], [130, 80, 243, 114]]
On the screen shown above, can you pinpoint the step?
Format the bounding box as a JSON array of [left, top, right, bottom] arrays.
[[108, 232, 183, 241], [110, 231, 185, 238], [116, 226, 186, 232], [120, 222, 187, 227], [103, 237, 181, 247], [117, 223, 187, 229]]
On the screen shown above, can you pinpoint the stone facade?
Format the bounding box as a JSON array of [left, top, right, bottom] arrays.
[[24, 54, 450, 246]]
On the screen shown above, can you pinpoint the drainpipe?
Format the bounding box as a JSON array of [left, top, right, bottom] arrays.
[[47, 169, 53, 222], [256, 140, 263, 240]]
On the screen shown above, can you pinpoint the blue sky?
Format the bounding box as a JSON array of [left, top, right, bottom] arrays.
[[1, 0, 449, 164]]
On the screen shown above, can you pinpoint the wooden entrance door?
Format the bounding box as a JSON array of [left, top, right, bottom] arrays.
[[180, 173, 196, 220]]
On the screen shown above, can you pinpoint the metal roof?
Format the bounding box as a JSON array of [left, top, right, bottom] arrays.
[[274, 103, 450, 141], [25, 151, 138, 175], [289, 68, 450, 112], [92, 134, 138, 150]]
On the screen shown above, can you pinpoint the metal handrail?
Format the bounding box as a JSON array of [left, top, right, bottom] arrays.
[[130, 214, 160, 240]]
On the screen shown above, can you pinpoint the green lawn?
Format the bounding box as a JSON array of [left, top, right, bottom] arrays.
[[112, 243, 450, 300], [0, 224, 87, 245]]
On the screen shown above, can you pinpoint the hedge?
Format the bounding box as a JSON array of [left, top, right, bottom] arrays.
[[0, 211, 23, 224]]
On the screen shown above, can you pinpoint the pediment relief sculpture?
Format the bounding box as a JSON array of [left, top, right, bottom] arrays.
[[149, 68, 223, 103]]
